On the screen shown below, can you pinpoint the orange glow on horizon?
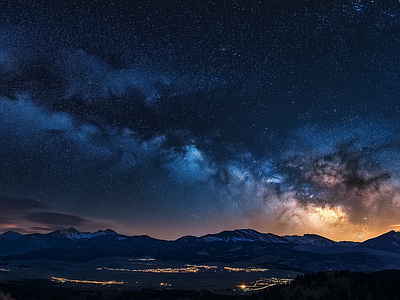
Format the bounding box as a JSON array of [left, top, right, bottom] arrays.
[[265, 199, 390, 242]]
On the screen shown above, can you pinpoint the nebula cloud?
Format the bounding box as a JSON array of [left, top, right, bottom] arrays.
[[1, 1, 400, 240]]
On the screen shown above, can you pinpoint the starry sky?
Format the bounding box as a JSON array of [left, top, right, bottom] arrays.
[[1, 0, 400, 241]]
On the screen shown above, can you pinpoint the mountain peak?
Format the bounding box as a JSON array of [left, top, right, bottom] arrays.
[[50, 228, 109, 240], [104, 229, 117, 235], [357, 230, 400, 252], [67, 227, 79, 233], [55, 228, 83, 239], [0, 230, 23, 240], [200, 228, 287, 243], [387, 230, 398, 235]]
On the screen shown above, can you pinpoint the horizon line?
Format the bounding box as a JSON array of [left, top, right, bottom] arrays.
[[1, 227, 396, 243]]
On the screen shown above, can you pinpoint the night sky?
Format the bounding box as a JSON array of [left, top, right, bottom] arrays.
[[1, 0, 400, 241]]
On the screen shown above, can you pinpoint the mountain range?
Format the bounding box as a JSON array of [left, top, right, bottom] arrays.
[[2, 228, 400, 272]]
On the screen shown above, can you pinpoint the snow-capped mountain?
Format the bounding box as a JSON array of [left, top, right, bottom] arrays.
[[200, 229, 287, 243], [199, 229, 336, 246], [0, 228, 126, 256], [49, 227, 119, 240], [1, 228, 400, 272], [283, 233, 336, 247]]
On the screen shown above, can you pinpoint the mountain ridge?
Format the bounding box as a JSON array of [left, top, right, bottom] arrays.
[[1, 227, 395, 245], [1, 228, 400, 273]]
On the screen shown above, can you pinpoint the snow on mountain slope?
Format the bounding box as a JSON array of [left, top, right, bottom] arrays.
[[201, 229, 286, 243], [49, 227, 120, 240], [56, 227, 106, 239], [284, 234, 336, 246], [2, 228, 399, 261], [200, 229, 335, 246]]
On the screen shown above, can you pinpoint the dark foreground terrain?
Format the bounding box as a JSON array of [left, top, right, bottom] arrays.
[[2, 269, 400, 300]]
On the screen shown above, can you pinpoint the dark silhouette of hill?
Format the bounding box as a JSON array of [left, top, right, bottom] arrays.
[[251, 269, 400, 300], [1, 270, 400, 299]]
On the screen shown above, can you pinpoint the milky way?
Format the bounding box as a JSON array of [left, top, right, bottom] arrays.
[[1, 1, 400, 240]]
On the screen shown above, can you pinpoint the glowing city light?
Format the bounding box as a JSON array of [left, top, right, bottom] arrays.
[[224, 266, 270, 272], [52, 277, 124, 285], [238, 278, 293, 292], [97, 264, 219, 274]]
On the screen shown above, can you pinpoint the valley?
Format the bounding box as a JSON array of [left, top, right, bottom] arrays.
[[1, 227, 400, 296], [0, 257, 298, 294]]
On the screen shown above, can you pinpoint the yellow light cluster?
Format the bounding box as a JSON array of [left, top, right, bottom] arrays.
[[159, 282, 170, 286], [52, 277, 124, 285], [185, 264, 218, 270], [97, 265, 269, 273], [100, 266, 200, 273], [224, 266, 270, 272], [98, 264, 218, 274], [238, 278, 293, 292]]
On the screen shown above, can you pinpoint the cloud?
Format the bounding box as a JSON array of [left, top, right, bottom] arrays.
[[0, 196, 94, 233], [203, 121, 400, 241], [0, 196, 45, 223], [22, 212, 88, 227], [58, 49, 218, 105], [165, 145, 216, 183], [254, 123, 400, 240], [0, 196, 46, 231]]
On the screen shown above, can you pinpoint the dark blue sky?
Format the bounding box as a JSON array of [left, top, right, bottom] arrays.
[[1, 0, 400, 240]]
